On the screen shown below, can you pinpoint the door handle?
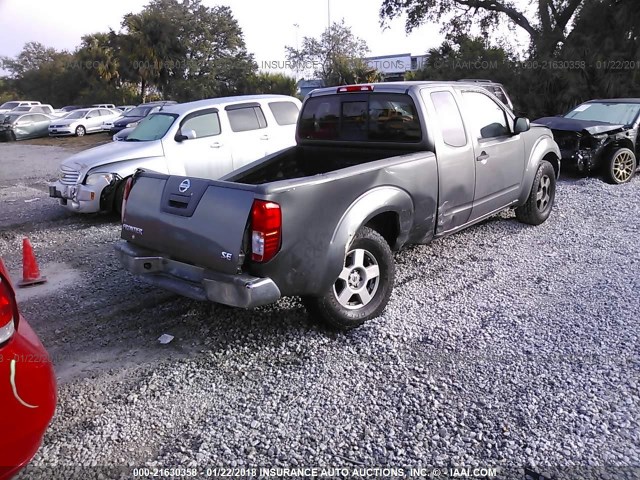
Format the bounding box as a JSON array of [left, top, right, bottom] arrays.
[[476, 151, 490, 162], [260, 135, 269, 140], [210, 142, 223, 148]]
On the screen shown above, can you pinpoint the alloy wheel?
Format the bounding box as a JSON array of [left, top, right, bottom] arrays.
[[613, 150, 635, 183], [536, 175, 551, 211], [333, 248, 380, 310]]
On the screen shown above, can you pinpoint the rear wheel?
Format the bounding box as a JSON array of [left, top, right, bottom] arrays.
[[515, 160, 556, 225], [75, 125, 86, 137], [303, 227, 394, 330], [604, 148, 636, 184]]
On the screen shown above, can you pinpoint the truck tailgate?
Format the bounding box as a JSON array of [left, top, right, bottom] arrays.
[[121, 174, 255, 275]]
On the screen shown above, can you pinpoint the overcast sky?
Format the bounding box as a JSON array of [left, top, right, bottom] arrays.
[[0, 0, 454, 72]]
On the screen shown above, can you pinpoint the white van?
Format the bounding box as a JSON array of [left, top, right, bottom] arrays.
[[48, 94, 302, 213]]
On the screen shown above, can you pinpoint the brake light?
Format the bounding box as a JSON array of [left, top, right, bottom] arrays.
[[337, 85, 374, 93], [0, 277, 16, 344], [121, 176, 134, 222], [251, 200, 281, 262]]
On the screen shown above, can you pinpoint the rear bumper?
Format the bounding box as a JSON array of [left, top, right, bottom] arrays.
[[114, 241, 281, 308]]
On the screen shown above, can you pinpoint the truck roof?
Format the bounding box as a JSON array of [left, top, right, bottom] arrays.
[[307, 81, 499, 97], [159, 95, 300, 115]]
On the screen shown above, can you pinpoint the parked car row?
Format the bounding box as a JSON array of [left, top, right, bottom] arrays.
[[0, 100, 173, 142]]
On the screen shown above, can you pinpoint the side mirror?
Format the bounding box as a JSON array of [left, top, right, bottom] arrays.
[[175, 129, 197, 142], [514, 117, 531, 134]]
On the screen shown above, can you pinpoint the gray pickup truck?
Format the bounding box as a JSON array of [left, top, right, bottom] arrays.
[[115, 82, 561, 329]]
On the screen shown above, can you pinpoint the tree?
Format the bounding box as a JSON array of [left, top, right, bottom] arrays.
[[118, 0, 256, 102], [379, 0, 587, 58], [0, 42, 59, 78], [408, 34, 516, 83], [285, 20, 375, 86], [243, 72, 297, 96]]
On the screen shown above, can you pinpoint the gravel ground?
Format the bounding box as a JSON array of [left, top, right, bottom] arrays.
[[0, 141, 638, 480]]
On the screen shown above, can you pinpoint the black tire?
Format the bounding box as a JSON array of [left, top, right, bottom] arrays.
[[113, 179, 127, 215], [515, 160, 556, 226], [303, 227, 395, 330], [604, 148, 636, 184], [75, 125, 86, 137]]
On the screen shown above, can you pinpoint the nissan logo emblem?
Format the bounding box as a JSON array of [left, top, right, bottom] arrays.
[[179, 179, 191, 193]]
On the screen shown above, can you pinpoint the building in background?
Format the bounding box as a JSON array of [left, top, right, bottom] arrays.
[[295, 53, 429, 97], [296, 79, 325, 97], [365, 53, 429, 81]]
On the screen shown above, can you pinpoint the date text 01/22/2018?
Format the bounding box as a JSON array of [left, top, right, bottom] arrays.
[[516, 60, 640, 70]]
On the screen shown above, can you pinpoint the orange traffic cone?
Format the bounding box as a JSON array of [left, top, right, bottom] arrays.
[[18, 238, 47, 288]]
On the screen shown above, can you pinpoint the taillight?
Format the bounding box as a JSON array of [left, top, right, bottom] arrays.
[[251, 200, 281, 262], [337, 85, 374, 93], [121, 176, 134, 222], [0, 278, 16, 344]]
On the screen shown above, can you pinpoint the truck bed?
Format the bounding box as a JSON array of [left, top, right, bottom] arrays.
[[225, 144, 426, 184]]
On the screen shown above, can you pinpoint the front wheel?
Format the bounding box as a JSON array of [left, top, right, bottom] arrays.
[[113, 179, 128, 216], [515, 160, 556, 226], [75, 125, 86, 137], [303, 227, 395, 330], [604, 148, 636, 184]]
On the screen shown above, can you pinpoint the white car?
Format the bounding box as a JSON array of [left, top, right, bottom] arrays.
[[48, 94, 302, 213], [0, 100, 40, 115], [7, 104, 65, 117], [48, 107, 122, 137]]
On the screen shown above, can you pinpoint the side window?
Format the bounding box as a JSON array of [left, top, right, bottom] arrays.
[[17, 115, 33, 124], [462, 91, 509, 139], [268, 101, 300, 126], [31, 114, 46, 122], [99, 109, 112, 116], [181, 111, 221, 138], [227, 106, 267, 132], [429, 91, 467, 147], [86, 110, 100, 119]]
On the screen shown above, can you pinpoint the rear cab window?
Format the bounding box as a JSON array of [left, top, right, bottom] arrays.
[[299, 93, 422, 142]]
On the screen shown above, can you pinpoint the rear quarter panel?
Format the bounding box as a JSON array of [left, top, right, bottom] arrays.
[[250, 152, 438, 296]]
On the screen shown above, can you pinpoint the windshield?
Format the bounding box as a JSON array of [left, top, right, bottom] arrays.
[[13, 106, 30, 112], [125, 106, 153, 117], [66, 110, 87, 119], [565, 102, 640, 126], [126, 113, 177, 141], [0, 102, 19, 110]]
